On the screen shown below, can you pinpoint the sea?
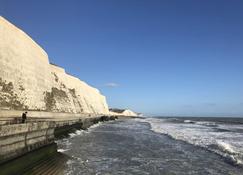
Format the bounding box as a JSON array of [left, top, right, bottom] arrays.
[[56, 117, 243, 175]]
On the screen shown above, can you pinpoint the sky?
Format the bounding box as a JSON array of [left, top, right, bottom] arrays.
[[1, 0, 243, 116]]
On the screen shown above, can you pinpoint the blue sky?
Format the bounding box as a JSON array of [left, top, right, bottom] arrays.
[[1, 0, 243, 116]]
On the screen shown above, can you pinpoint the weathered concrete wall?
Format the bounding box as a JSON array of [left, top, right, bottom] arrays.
[[0, 143, 60, 175], [0, 121, 55, 164], [0, 16, 109, 114]]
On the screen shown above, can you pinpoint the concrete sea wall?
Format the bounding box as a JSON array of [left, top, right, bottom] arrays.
[[0, 121, 55, 164], [0, 143, 61, 175], [0, 115, 117, 166], [0, 116, 117, 175]]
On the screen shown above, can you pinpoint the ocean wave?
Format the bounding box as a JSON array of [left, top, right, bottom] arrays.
[[144, 118, 243, 166], [195, 121, 218, 127], [183, 119, 217, 127], [208, 141, 243, 166]]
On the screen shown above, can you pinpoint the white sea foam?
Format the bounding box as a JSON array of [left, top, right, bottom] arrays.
[[75, 129, 85, 135], [64, 160, 75, 175], [216, 141, 236, 154], [57, 148, 69, 153], [195, 121, 217, 126], [144, 118, 243, 166], [89, 122, 102, 130], [68, 133, 76, 138], [68, 129, 86, 138]]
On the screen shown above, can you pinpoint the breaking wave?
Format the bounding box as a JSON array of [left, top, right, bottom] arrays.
[[69, 130, 84, 138], [145, 118, 243, 166]]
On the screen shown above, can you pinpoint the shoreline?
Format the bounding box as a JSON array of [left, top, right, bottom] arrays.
[[58, 118, 242, 174]]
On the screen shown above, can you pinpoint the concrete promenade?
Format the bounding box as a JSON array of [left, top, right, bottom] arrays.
[[0, 110, 117, 168]]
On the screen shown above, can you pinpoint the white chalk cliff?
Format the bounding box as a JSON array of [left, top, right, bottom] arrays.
[[109, 108, 138, 116], [121, 109, 138, 116], [0, 16, 109, 114]]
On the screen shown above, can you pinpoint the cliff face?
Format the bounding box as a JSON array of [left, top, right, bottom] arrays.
[[48, 64, 108, 113], [0, 16, 109, 114]]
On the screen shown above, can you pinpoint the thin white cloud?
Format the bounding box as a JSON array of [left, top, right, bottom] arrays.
[[104, 82, 119, 87]]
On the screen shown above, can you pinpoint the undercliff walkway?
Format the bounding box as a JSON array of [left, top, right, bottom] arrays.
[[0, 109, 112, 125]]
